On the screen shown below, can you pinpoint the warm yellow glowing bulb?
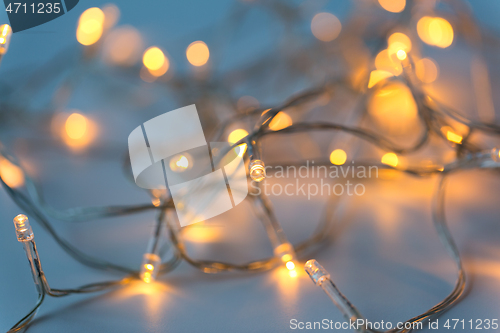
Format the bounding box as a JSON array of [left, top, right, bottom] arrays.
[[388, 32, 412, 52], [0, 24, 12, 52], [186, 41, 210, 66], [228, 129, 248, 144], [0, 157, 25, 188], [367, 82, 418, 134], [311, 12, 342, 42], [368, 70, 394, 88], [269, 112, 293, 131], [152, 198, 161, 207], [77, 7, 105, 46], [378, 0, 405, 13], [375, 49, 402, 76], [396, 49, 407, 60], [330, 149, 347, 165], [249, 159, 266, 182], [286, 261, 296, 271], [143, 272, 151, 283], [417, 16, 454, 48], [144, 264, 154, 271], [169, 154, 190, 172], [446, 131, 462, 144], [65, 113, 88, 140], [381, 153, 398, 167], [143, 47, 166, 71]]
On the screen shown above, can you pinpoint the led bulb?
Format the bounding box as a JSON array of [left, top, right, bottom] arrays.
[[249, 159, 266, 182], [490, 148, 500, 163], [274, 242, 297, 272], [13, 214, 34, 242], [0, 24, 12, 55], [304, 259, 330, 286], [140, 253, 160, 283]]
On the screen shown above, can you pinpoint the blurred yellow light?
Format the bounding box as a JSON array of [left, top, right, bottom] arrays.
[[446, 130, 462, 144], [144, 264, 154, 271], [269, 112, 293, 131], [415, 58, 439, 83], [102, 26, 143, 66], [288, 270, 298, 278], [375, 49, 402, 75], [143, 272, 151, 283], [311, 12, 342, 42], [281, 254, 293, 262], [368, 82, 418, 134], [228, 129, 248, 157], [77, 8, 105, 46], [143, 47, 166, 71], [0, 24, 11, 46], [417, 16, 454, 48], [182, 225, 223, 243], [152, 198, 161, 207], [381, 153, 398, 167], [396, 50, 407, 60], [378, 0, 405, 13], [0, 157, 25, 188], [368, 70, 394, 88], [286, 261, 296, 271], [186, 41, 210, 66], [388, 32, 412, 53], [228, 129, 248, 144], [169, 154, 189, 172], [330, 149, 347, 165], [65, 113, 87, 140]]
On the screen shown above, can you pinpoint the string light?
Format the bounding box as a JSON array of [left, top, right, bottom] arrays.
[[249, 159, 266, 182], [77, 8, 105, 46], [143, 46, 169, 77], [186, 41, 210, 66], [0, 156, 25, 188], [268, 112, 293, 131], [0, 24, 12, 55], [1, 0, 499, 330], [329, 149, 347, 165], [378, 0, 405, 13], [417, 16, 454, 48], [381, 152, 398, 167]]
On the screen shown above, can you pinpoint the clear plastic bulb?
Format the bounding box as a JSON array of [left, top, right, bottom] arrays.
[[274, 242, 297, 272], [13, 214, 34, 242], [249, 159, 266, 182], [304, 259, 330, 286], [140, 253, 160, 283]]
